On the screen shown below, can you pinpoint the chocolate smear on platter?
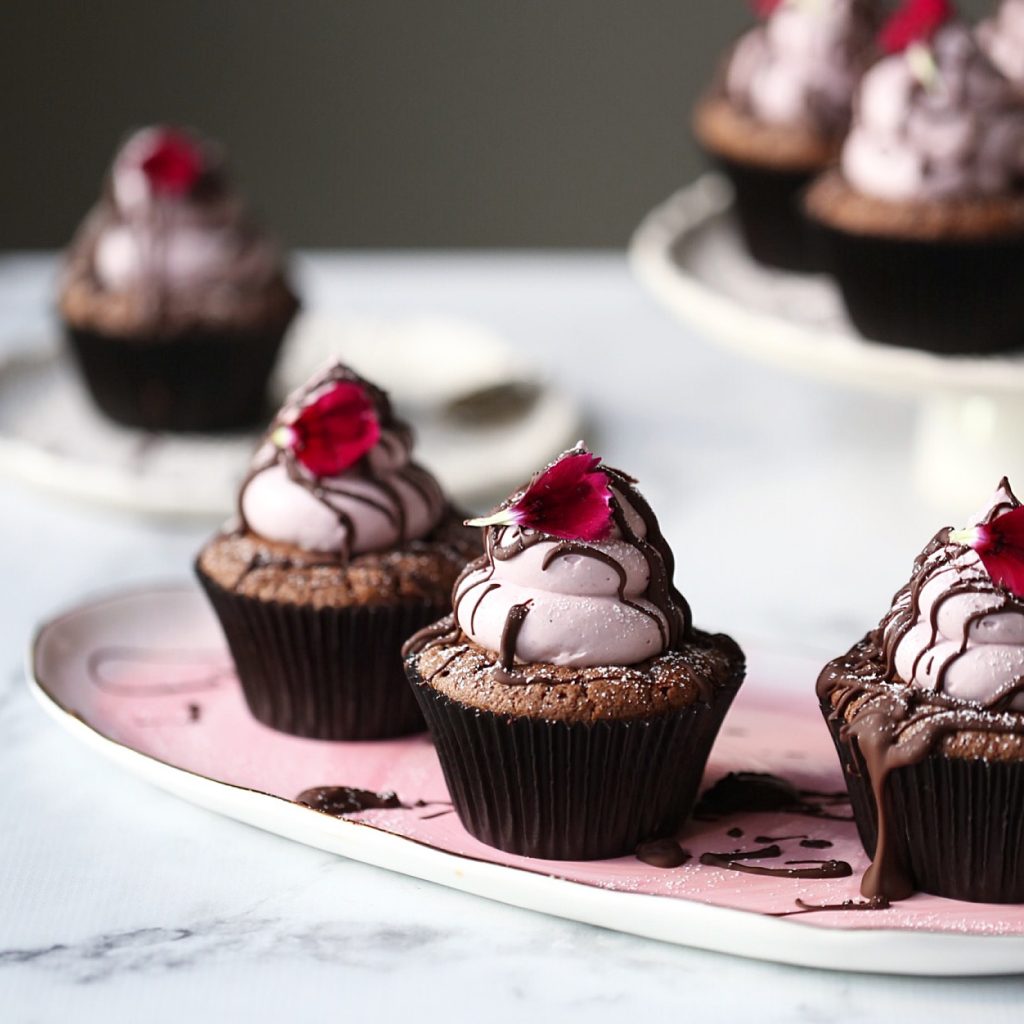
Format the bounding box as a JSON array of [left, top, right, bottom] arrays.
[[699, 847, 853, 880], [769, 896, 891, 918], [635, 838, 691, 868], [295, 786, 451, 817], [693, 772, 853, 822], [726, 826, 744, 838]]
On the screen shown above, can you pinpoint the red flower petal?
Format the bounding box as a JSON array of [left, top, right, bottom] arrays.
[[277, 381, 381, 478], [954, 506, 1024, 598], [468, 447, 614, 542], [751, 0, 784, 17], [139, 129, 204, 196], [879, 0, 954, 55]]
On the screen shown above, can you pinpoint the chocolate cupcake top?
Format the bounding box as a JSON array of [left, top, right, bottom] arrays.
[[978, 0, 1024, 87], [449, 446, 691, 673], [878, 478, 1024, 712], [61, 126, 294, 334], [842, 5, 1024, 202], [724, 0, 878, 137], [239, 361, 446, 559]]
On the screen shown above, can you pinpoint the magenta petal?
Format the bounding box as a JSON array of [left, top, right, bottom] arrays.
[[289, 381, 380, 478], [507, 449, 614, 542], [140, 130, 204, 195], [879, 0, 954, 54], [977, 506, 1024, 598]]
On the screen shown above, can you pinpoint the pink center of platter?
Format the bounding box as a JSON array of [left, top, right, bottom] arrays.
[[32, 586, 1024, 935]]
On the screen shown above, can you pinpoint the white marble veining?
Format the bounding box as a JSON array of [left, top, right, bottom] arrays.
[[2, 254, 1024, 1020]]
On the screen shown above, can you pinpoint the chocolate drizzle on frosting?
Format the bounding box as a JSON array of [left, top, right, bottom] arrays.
[[818, 478, 1024, 900], [406, 447, 693, 684], [231, 362, 446, 582]]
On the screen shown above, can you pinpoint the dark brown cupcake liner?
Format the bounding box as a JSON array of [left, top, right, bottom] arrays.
[[197, 564, 441, 740], [409, 662, 744, 861], [65, 320, 292, 432], [822, 702, 1024, 903], [711, 155, 821, 273], [809, 225, 1024, 354]]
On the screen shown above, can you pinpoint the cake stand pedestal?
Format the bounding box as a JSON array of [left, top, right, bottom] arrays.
[[629, 175, 1024, 511]]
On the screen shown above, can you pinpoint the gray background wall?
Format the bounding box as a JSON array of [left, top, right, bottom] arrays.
[[2, 0, 993, 248]]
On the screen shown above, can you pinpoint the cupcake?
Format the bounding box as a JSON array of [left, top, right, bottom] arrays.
[[195, 361, 479, 740], [978, 0, 1024, 87], [806, 2, 1024, 354], [59, 126, 299, 432], [403, 446, 745, 860], [693, 0, 878, 271], [818, 478, 1024, 903]]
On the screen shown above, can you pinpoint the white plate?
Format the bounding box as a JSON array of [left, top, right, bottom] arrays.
[[0, 314, 582, 517], [28, 583, 1024, 977]]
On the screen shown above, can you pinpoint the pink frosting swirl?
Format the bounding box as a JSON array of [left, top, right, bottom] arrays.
[[452, 462, 689, 670], [725, 0, 877, 134], [883, 479, 1024, 711], [978, 0, 1024, 87], [240, 363, 445, 556], [842, 23, 1024, 202], [90, 126, 282, 295]]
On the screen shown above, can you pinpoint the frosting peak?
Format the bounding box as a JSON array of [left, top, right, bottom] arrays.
[[842, 22, 1024, 201], [880, 478, 1024, 711], [726, 0, 878, 135], [83, 125, 282, 297], [240, 363, 445, 557], [452, 449, 690, 673]]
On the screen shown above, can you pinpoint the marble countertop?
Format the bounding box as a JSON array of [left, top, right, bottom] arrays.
[[2, 253, 1022, 1021]]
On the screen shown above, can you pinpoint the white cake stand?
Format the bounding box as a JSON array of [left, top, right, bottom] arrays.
[[629, 175, 1024, 508]]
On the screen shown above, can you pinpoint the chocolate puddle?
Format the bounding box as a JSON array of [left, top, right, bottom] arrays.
[[726, 826, 744, 838], [295, 786, 452, 818], [635, 838, 691, 868], [694, 772, 853, 822]]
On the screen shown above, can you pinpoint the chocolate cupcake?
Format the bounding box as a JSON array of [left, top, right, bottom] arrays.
[[403, 447, 745, 860], [59, 126, 299, 431], [819, 478, 1024, 903], [693, 0, 878, 271], [806, 4, 1024, 354], [978, 0, 1024, 87], [196, 361, 479, 740]]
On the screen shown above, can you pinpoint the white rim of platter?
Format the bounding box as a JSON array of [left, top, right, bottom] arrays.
[[629, 175, 1024, 398]]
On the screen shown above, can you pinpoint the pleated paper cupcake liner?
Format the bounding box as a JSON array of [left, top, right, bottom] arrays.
[[410, 664, 744, 861], [822, 702, 1024, 903], [198, 566, 441, 740], [808, 227, 1024, 355], [711, 155, 821, 273], [65, 322, 290, 432]]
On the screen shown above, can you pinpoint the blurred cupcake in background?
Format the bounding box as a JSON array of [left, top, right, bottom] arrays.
[[693, 0, 879, 271], [59, 126, 299, 432], [806, 1, 1024, 354], [978, 0, 1024, 87]]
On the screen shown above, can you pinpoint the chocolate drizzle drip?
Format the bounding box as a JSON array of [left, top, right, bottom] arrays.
[[769, 896, 891, 918], [233, 363, 444, 577], [817, 479, 1024, 900], [699, 847, 853, 880], [635, 838, 691, 868], [496, 602, 532, 681]]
